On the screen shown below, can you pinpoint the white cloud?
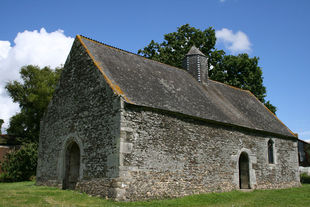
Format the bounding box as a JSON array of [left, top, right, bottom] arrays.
[[0, 28, 74, 133], [299, 131, 310, 136], [298, 131, 310, 141], [216, 28, 251, 54], [0, 41, 11, 60]]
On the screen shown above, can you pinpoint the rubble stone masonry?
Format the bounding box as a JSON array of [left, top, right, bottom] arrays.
[[116, 104, 300, 200], [36, 38, 300, 201]]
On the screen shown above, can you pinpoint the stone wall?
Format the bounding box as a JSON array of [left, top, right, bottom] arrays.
[[36, 39, 121, 197], [118, 104, 300, 201]]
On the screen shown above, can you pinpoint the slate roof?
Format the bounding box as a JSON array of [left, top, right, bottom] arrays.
[[77, 35, 296, 138]]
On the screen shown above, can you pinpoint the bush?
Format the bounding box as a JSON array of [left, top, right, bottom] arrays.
[[300, 173, 310, 184], [0, 143, 37, 182]]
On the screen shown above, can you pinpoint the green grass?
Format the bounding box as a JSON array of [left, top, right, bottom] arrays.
[[0, 182, 310, 207]]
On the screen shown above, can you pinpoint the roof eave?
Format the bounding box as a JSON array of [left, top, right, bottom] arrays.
[[123, 101, 297, 140]]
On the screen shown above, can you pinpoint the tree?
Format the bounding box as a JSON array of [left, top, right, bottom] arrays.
[[138, 24, 225, 69], [5, 65, 62, 143], [138, 24, 276, 114], [0, 143, 37, 182], [210, 54, 265, 101], [0, 119, 3, 134]]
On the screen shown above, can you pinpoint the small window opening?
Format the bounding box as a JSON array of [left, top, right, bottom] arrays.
[[268, 139, 274, 164]]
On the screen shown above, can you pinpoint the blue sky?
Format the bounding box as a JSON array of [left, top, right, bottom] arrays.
[[0, 0, 309, 140]]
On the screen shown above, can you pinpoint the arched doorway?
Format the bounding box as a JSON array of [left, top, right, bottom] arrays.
[[239, 152, 250, 189], [63, 142, 80, 190]]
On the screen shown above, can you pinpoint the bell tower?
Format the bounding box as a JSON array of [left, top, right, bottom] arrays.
[[183, 46, 208, 85]]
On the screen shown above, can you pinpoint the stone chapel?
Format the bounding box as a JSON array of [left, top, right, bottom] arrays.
[[36, 35, 300, 201]]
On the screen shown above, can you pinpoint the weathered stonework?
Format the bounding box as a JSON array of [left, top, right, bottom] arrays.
[[36, 38, 122, 199], [115, 104, 300, 200], [36, 36, 300, 201]]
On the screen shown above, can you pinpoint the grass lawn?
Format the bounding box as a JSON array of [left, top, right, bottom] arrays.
[[0, 182, 309, 207]]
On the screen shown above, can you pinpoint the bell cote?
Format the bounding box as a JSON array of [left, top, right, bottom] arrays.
[[183, 46, 208, 85]]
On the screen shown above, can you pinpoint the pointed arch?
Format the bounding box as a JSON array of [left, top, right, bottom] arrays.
[[63, 141, 80, 190]]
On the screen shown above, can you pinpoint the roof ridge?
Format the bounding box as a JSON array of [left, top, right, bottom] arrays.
[[79, 35, 138, 56], [78, 35, 269, 96], [78, 35, 258, 99], [79, 36, 253, 93], [78, 35, 191, 73], [78, 36, 270, 97]]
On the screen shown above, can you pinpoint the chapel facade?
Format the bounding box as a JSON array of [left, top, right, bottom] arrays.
[[36, 35, 300, 201]]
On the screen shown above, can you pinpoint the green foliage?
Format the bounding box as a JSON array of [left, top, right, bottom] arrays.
[[264, 101, 277, 114], [139, 24, 276, 114], [138, 24, 224, 69], [5, 65, 62, 143], [0, 119, 3, 134], [300, 173, 310, 184], [210, 54, 277, 114], [0, 143, 38, 182]]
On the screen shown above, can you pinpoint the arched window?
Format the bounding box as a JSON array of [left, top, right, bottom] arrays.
[[268, 139, 274, 164]]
